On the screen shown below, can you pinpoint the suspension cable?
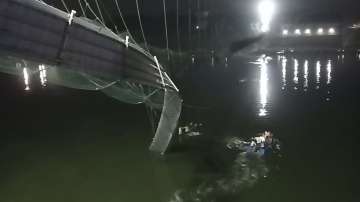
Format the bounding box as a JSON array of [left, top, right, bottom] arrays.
[[99, 0, 117, 31], [162, 0, 170, 60], [60, 0, 70, 13], [135, 0, 149, 52], [82, 0, 107, 27], [113, 0, 136, 42], [81, 1, 151, 59], [82, 0, 118, 35], [94, 0, 105, 25], [78, 0, 156, 64], [188, 0, 192, 46], [176, 0, 181, 53], [78, 0, 87, 17]]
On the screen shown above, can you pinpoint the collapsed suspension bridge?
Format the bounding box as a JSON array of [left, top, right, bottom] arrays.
[[0, 0, 181, 154]]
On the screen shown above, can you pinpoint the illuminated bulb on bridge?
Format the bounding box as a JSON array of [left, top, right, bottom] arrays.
[[294, 29, 301, 35], [317, 28, 324, 35], [282, 29, 289, 36], [328, 27, 336, 35], [304, 29, 312, 35]]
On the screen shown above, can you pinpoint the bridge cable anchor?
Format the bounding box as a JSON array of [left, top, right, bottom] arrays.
[[125, 35, 129, 48], [68, 10, 77, 25]]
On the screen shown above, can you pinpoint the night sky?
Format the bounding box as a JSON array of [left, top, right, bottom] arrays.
[[43, 0, 360, 49], [45, 0, 360, 18]]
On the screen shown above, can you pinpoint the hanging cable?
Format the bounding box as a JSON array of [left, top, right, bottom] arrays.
[[113, 0, 136, 43], [60, 0, 70, 13], [99, 0, 117, 31], [135, 0, 149, 52], [82, 0, 106, 27], [73, 0, 157, 73], [78, 0, 87, 17], [188, 0, 192, 48], [94, 0, 105, 25], [162, 0, 170, 60], [82, 0, 122, 42], [176, 0, 181, 53]]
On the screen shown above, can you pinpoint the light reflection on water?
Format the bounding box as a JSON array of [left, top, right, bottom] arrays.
[[316, 60, 321, 89], [258, 56, 269, 117], [256, 54, 345, 118], [281, 57, 287, 90], [39, 64, 47, 87], [16, 62, 48, 91], [293, 58, 299, 90], [303, 60, 309, 90], [279, 56, 333, 91], [327, 60, 332, 85], [23, 67, 30, 91]]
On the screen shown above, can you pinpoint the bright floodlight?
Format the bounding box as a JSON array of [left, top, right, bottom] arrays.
[[317, 28, 324, 35], [328, 27, 336, 35], [258, 1, 275, 32], [282, 29, 289, 35], [304, 28, 312, 35], [294, 29, 301, 35]]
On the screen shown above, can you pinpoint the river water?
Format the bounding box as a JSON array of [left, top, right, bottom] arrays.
[[0, 51, 359, 202]]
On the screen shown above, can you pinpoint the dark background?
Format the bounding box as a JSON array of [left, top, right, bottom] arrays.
[[43, 0, 360, 49]]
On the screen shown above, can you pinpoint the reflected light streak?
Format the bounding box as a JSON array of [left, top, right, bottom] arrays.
[[39, 64, 47, 87], [23, 67, 30, 91], [327, 60, 332, 85], [281, 57, 287, 90], [259, 57, 269, 117], [293, 59, 299, 86], [304, 60, 309, 90], [316, 61, 321, 89]]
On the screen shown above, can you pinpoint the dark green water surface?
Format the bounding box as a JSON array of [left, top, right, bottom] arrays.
[[1, 52, 359, 202]]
